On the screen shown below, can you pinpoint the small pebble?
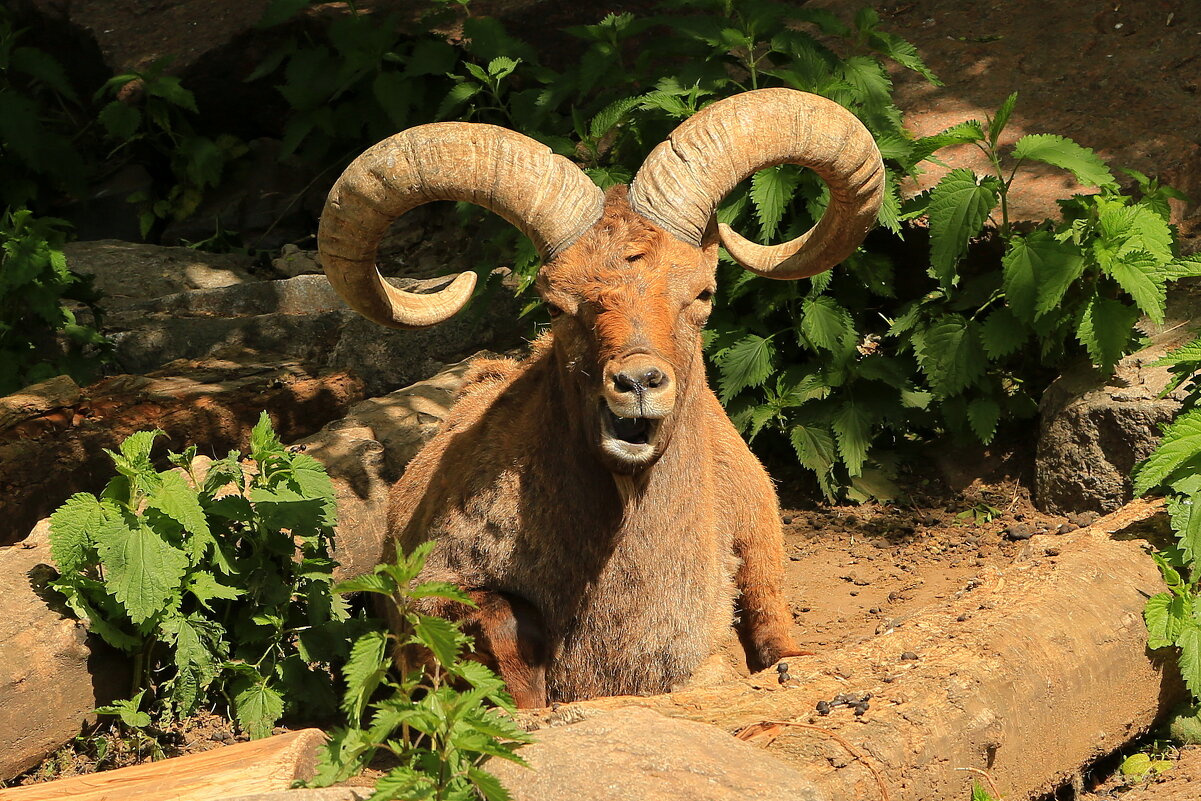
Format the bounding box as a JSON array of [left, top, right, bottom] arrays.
[[778, 671, 792, 684], [782, 515, 794, 525], [900, 651, 919, 661], [777, 662, 790, 673], [1005, 524, 1033, 541], [816, 700, 831, 715]]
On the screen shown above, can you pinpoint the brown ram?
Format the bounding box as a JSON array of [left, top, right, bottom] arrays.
[[318, 88, 884, 707]]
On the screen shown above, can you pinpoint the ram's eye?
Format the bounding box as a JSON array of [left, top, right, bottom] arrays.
[[696, 288, 715, 302], [546, 302, 564, 318]]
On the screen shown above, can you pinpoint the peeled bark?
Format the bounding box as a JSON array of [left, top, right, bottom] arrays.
[[0, 729, 326, 801]]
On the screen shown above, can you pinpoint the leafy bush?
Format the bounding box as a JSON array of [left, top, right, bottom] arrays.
[[312, 542, 530, 801], [49, 414, 350, 738], [0, 7, 87, 209], [1137, 342, 1201, 701], [0, 208, 108, 394], [95, 59, 248, 238], [714, 92, 1200, 498]]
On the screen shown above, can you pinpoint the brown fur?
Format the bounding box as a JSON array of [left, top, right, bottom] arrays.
[[386, 186, 803, 704]]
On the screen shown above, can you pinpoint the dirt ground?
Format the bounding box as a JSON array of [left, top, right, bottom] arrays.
[[9, 0, 1201, 796]]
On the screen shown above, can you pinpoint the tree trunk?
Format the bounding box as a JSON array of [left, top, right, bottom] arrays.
[[0, 729, 327, 801]]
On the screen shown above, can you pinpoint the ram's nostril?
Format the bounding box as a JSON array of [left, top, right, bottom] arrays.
[[614, 366, 669, 393]]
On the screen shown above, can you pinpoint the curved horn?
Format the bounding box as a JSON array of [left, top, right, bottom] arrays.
[[628, 88, 884, 280], [319, 122, 604, 329]]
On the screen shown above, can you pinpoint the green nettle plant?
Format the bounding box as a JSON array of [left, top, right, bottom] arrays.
[[1137, 340, 1201, 700], [312, 542, 531, 801], [0, 7, 87, 209], [713, 91, 1201, 499], [96, 59, 247, 238], [48, 414, 349, 738], [0, 208, 108, 394]]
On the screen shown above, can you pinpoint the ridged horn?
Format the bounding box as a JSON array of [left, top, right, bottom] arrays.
[[629, 88, 884, 280], [319, 122, 605, 328]]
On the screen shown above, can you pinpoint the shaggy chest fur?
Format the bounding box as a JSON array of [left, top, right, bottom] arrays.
[[388, 355, 738, 702]]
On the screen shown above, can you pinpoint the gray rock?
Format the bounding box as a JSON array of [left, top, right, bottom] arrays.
[[0, 521, 125, 782], [103, 274, 522, 396], [64, 239, 255, 303], [0, 374, 80, 431], [272, 245, 322, 278], [1036, 282, 1201, 514], [489, 707, 829, 801], [299, 355, 487, 580]]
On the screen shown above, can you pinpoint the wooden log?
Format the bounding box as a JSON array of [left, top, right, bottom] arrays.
[[0, 729, 327, 801], [528, 498, 1180, 801]]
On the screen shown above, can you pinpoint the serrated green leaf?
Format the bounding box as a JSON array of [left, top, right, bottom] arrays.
[[468, 763, 516, 801], [915, 315, 985, 397], [342, 629, 390, 726], [800, 296, 854, 353], [927, 169, 999, 288], [1011, 133, 1115, 188], [717, 335, 775, 403], [1145, 593, 1186, 650], [1180, 623, 1201, 700], [49, 493, 107, 574], [414, 614, 465, 667], [865, 30, 940, 85], [163, 613, 225, 708], [249, 412, 282, 463], [831, 402, 870, 477], [94, 515, 188, 625], [967, 397, 1001, 444], [1003, 231, 1085, 322], [487, 56, 520, 80], [989, 92, 1018, 146], [588, 95, 640, 140], [1075, 294, 1138, 375], [1104, 250, 1167, 324], [1134, 409, 1201, 495], [98, 101, 141, 141], [911, 121, 985, 164], [148, 470, 210, 539], [750, 166, 800, 240], [409, 581, 476, 605], [186, 571, 243, 609], [96, 690, 151, 729], [978, 307, 1027, 359], [790, 424, 836, 475], [234, 680, 284, 739], [335, 572, 395, 596]]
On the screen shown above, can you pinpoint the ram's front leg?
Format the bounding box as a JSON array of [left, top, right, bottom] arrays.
[[723, 468, 809, 670], [386, 588, 549, 708], [733, 508, 810, 669]]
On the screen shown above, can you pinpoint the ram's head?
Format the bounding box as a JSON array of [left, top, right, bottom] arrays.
[[319, 89, 884, 473]]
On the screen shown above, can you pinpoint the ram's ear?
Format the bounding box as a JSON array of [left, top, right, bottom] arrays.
[[699, 215, 722, 265]]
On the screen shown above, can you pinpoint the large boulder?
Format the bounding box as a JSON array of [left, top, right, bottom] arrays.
[[100, 273, 522, 396], [1035, 282, 1201, 514], [0, 521, 126, 781], [489, 707, 828, 801], [64, 240, 256, 303], [298, 355, 487, 580]]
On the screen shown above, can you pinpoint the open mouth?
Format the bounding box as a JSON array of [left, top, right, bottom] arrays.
[[599, 402, 662, 463]]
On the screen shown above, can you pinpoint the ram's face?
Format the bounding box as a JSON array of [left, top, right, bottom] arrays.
[[537, 188, 717, 474]]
